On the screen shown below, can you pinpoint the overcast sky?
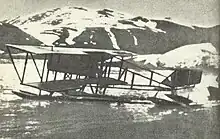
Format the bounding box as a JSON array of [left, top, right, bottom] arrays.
[[0, 0, 219, 26]]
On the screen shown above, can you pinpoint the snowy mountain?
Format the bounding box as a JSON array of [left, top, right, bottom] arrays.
[[0, 6, 219, 69], [4, 6, 219, 55]]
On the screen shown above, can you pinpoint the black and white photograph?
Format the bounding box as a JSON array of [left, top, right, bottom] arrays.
[[0, 0, 219, 138]]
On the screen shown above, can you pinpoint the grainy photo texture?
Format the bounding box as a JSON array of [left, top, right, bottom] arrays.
[[0, 0, 219, 139]]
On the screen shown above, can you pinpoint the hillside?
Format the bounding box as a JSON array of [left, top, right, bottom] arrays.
[[0, 22, 42, 52], [4, 6, 219, 54]]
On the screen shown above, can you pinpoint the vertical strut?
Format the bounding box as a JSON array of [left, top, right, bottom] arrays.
[[6, 46, 22, 82], [118, 67, 127, 80], [45, 69, 49, 81], [21, 53, 29, 84], [40, 55, 47, 82], [130, 73, 135, 89], [39, 55, 47, 96], [103, 64, 108, 77], [95, 84, 99, 94], [102, 87, 107, 95], [54, 71, 57, 81], [149, 72, 153, 86], [107, 57, 113, 77], [30, 53, 41, 79], [80, 84, 86, 92], [99, 56, 104, 77], [118, 57, 123, 80], [90, 84, 95, 94], [63, 73, 67, 80], [124, 68, 127, 82]]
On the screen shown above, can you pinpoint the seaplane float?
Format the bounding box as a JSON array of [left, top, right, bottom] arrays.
[[4, 44, 203, 107]]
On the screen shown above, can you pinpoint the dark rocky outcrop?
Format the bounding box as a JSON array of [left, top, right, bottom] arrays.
[[72, 20, 219, 54], [0, 22, 42, 53]]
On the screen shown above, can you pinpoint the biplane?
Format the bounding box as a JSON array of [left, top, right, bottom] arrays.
[[5, 44, 203, 106]]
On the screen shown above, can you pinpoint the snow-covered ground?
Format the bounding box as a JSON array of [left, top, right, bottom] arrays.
[[133, 43, 219, 69]]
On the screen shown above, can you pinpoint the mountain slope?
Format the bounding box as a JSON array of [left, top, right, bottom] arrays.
[[0, 22, 42, 52], [6, 6, 219, 54]]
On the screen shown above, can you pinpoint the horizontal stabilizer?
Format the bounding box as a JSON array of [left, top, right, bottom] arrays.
[[162, 69, 202, 87]]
